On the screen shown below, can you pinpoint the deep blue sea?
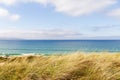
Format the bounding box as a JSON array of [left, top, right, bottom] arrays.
[[0, 40, 120, 55]]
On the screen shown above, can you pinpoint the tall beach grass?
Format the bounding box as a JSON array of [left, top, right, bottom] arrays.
[[0, 52, 120, 80]]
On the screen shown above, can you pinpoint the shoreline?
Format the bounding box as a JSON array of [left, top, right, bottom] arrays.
[[0, 51, 120, 57]]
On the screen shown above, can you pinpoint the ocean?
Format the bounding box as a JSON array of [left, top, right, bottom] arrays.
[[0, 40, 120, 55]]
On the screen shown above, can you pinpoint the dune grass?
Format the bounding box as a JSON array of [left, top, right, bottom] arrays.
[[0, 52, 120, 80]]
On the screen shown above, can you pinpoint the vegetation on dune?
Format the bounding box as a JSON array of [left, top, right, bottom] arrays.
[[0, 52, 120, 80]]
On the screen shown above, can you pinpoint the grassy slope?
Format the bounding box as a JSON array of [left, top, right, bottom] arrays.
[[0, 52, 120, 80]]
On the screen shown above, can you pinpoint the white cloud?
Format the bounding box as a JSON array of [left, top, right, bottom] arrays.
[[30, 0, 49, 6], [0, 0, 48, 6], [0, 0, 18, 5], [49, 0, 117, 16], [0, 8, 9, 17], [107, 8, 120, 18], [10, 14, 21, 21], [0, 0, 117, 16], [0, 7, 20, 21]]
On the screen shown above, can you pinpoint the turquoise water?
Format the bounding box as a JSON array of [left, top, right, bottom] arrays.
[[0, 40, 120, 55]]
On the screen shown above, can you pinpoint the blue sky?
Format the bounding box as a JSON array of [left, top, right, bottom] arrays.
[[0, 0, 120, 39]]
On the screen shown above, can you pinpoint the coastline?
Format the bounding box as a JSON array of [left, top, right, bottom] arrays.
[[0, 51, 119, 57]]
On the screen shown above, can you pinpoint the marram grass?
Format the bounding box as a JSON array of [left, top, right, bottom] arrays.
[[0, 52, 120, 80]]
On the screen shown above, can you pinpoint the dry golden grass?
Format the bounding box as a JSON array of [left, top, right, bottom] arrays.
[[0, 52, 120, 80]]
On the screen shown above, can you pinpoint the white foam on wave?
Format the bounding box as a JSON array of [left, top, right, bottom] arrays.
[[22, 53, 35, 56]]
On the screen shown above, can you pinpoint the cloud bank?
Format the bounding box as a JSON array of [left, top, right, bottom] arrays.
[[0, 29, 84, 39], [0, 29, 119, 40]]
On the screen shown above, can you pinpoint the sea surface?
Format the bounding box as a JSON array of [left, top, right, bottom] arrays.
[[0, 40, 120, 55]]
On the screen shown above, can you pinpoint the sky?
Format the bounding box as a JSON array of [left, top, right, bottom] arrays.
[[0, 0, 120, 40]]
